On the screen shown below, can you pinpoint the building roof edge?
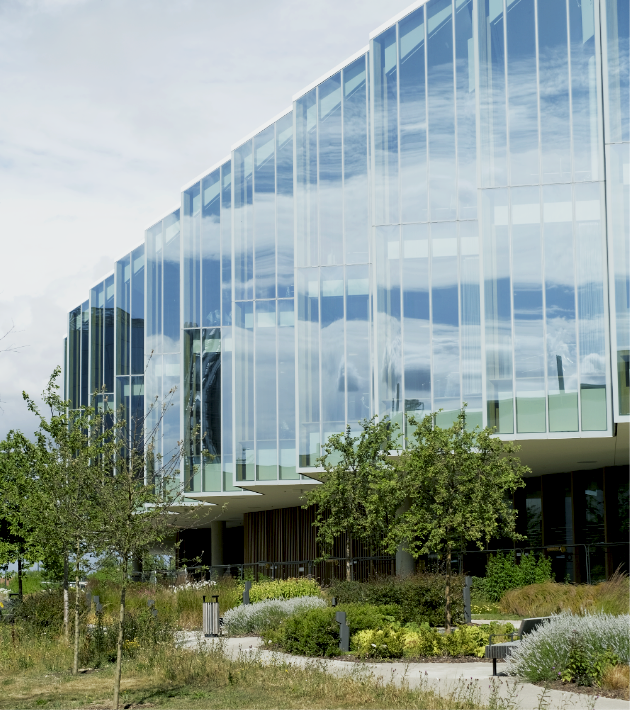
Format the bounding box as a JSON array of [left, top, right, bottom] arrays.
[[292, 45, 369, 102]]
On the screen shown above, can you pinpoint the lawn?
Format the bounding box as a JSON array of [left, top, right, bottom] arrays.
[[0, 637, 484, 710]]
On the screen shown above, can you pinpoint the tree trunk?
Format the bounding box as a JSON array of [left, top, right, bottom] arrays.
[[17, 554, 23, 599], [63, 554, 69, 643], [72, 546, 80, 675], [445, 544, 452, 633], [345, 532, 352, 582], [113, 556, 128, 710]]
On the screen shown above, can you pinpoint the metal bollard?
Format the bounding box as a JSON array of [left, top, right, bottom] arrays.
[[335, 611, 350, 652], [203, 595, 220, 637], [463, 576, 472, 624], [243, 580, 252, 605]]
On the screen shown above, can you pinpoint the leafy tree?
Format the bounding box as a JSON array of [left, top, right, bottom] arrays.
[[385, 408, 528, 631], [303, 417, 399, 581], [0, 430, 37, 597], [23, 368, 111, 670], [92, 387, 195, 709]]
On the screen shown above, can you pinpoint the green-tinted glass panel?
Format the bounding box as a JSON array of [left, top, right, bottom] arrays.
[[203, 461, 222, 492], [581, 386, 607, 430], [516, 397, 546, 433], [548, 392, 578, 432]]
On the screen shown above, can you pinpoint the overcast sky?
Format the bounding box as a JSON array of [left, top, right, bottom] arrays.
[[0, 0, 415, 439]]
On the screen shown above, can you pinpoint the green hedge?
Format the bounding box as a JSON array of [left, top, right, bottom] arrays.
[[263, 603, 401, 658], [474, 552, 553, 602], [327, 574, 465, 627]]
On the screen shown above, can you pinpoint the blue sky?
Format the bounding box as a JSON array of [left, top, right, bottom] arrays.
[[0, 0, 414, 439]]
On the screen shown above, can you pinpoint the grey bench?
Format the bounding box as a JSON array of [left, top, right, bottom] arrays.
[[485, 617, 551, 676]]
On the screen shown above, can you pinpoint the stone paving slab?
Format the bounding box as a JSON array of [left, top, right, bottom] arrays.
[[179, 633, 627, 710]]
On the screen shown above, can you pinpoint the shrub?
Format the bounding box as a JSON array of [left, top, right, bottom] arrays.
[[223, 596, 325, 635], [475, 552, 552, 602], [248, 577, 321, 603], [267, 603, 402, 658], [352, 627, 406, 658], [402, 622, 515, 659], [327, 573, 465, 627], [505, 613, 630, 684]]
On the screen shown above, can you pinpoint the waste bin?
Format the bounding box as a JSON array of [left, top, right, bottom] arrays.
[[203, 595, 220, 637]]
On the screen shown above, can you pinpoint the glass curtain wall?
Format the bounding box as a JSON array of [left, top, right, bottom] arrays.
[[115, 246, 145, 450], [371, 0, 610, 436], [296, 56, 370, 467], [182, 162, 239, 493], [371, 3, 481, 437], [234, 112, 297, 480], [145, 211, 181, 474], [89, 274, 115, 415], [601, 0, 629, 418]]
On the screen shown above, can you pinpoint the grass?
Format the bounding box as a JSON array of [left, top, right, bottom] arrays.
[[470, 600, 522, 621], [602, 664, 630, 696], [499, 571, 630, 617], [0, 626, 486, 710]]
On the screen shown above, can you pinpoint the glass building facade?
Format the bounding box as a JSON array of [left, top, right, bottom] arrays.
[[65, 0, 628, 531]]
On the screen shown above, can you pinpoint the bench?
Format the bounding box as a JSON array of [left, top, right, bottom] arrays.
[[485, 617, 551, 676]]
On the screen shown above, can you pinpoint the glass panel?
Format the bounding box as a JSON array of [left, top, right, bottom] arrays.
[[235, 302, 254, 480], [320, 266, 345, 440], [575, 182, 607, 430], [202, 170, 221, 327], [427, 0, 456, 221], [163, 210, 180, 353], [483, 188, 514, 432], [543, 184, 579, 431], [68, 306, 81, 408], [104, 274, 115, 393], [296, 90, 318, 266], [81, 300, 89, 406], [506, 0, 539, 185], [279, 440, 298, 480], [538, 0, 571, 183], [525, 478, 542, 546], [183, 183, 201, 328], [184, 330, 201, 459], [297, 268, 320, 466], [319, 73, 343, 266], [255, 300, 277, 480], [479, 0, 508, 187], [145, 353, 162, 456], [431, 221, 460, 416], [372, 26, 399, 225], [146, 221, 162, 356], [512, 186, 546, 433], [602, 0, 630, 143], [455, 0, 477, 217], [221, 162, 233, 325], [131, 245, 145, 375], [116, 375, 130, 447], [460, 221, 482, 420], [254, 125, 276, 299], [234, 142, 254, 300], [346, 264, 371, 424], [162, 352, 180, 462], [569, 0, 600, 182], [399, 8, 427, 224], [402, 224, 431, 417], [202, 328, 221, 461], [343, 57, 369, 263], [130, 375, 144, 449], [90, 281, 104, 396], [606, 143, 630, 416], [276, 113, 294, 297], [278, 299, 296, 440], [376, 225, 402, 429], [222, 327, 234, 487], [116, 254, 131, 377]]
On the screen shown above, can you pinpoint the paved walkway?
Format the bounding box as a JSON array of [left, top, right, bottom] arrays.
[[179, 633, 627, 710]]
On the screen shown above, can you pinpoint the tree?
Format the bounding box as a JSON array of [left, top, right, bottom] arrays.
[[303, 417, 399, 581], [93, 387, 196, 710], [385, 407, 528, 631], [0, 431, 37, 598], [23, 368, 111, 670]]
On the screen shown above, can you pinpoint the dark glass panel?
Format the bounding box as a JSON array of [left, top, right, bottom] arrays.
[[184, 330, 201, 459], [81, 300, 89, 407], [202, 328, 221, 459], [202, 170, 221, 327], [90, 281, 104, 396], [116, 254, 131, 377], [104, 274, 115, 393], [131, 245, 145, 375], [68, 306, 81, 409]]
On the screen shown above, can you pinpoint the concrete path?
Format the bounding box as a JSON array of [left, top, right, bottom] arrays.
[[179, 633, 627, 710]]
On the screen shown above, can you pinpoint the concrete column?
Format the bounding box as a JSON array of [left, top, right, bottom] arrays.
[[395, 498, 415, 576], [210, 521, 225, 569]]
